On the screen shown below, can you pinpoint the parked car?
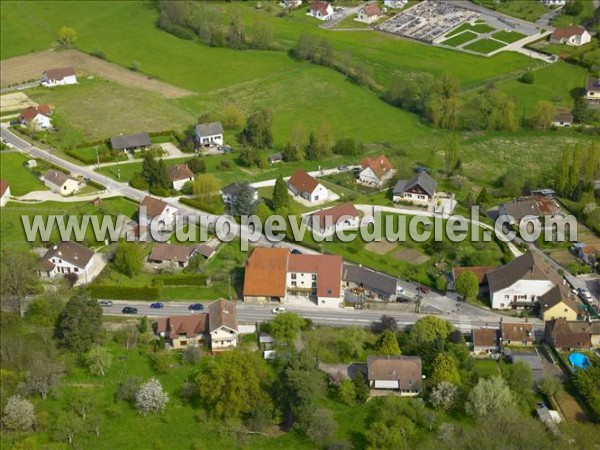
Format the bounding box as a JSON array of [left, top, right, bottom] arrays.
[[218, 145, 233, 153], [272, 307, 287, 314], [291, 249, 302, 254], [578, 288, 592, 301], [150, 302, 164, 309], [122, 307, 138, 314], [188, 303, 204, 311], [338, 165, 349, 171], [417, 286, 430, 294], [98, 300, 113, 307]]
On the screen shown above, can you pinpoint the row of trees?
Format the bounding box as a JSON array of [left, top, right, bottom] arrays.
[[555, 143, 600, 200]]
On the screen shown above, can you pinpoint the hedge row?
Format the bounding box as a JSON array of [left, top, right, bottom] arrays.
[[65, 148, 114, 165], [154, 274, 207, 286], [179, 197, 224, 215], [89, 285, 162, 300]]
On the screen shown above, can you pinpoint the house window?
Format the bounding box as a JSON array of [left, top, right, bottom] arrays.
[[500, 303, 505, 307], [180, 341, 188, 346], [74, 268, 79, 272], [291, 281, 297, 287], [311, 274, 317, 281], [291, 274, 297, 280], [312, 282, 317, 288], [504, 295, 510, 300]]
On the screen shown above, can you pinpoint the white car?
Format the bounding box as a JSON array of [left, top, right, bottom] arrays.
[[580, 289, 592, 301], [272, 307, 287, 314]]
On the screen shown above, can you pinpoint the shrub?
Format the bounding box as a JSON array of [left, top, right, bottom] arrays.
[[130, 173, 149, 190], [154, 274, 207, 286], [519, 71, 535, 84], [179, 197, 224, 215], [89, 285, 162, 300], [91, 49, 106, 59]]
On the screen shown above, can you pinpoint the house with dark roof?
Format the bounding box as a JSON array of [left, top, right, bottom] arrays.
[[343, 263, 400, 301], [194, 122, 223, 147], [148, 243, 199, 268], [41, 67, 77, 87], [550, 26, 591, 46], [359, 155, 394, 187], [545, 318, 600, 351], [484, 253, 558, 310], [110, 132, 151, 152], [268, 152, 283, 164], [308, 1, 334, 20], [572, 242, 598, 266], [18, 105, 53, 130], [243, 247, 343, 308], [37, 241, 97, 283], [167, 164, 194, 190], [43, 170, 80, 196], [139, 196, 178, 232], [309, 203, 360, 235], [552, 111, 573, 127], [472, 328, 499, 354], [586, 77, 600, 101], [0, 179, 10, 207], [221, 182, 258, 206], [356, 2, 383, 23], [154, 299, 238, 351], [367, 356, 422, 395], [540, 284, 581, 321], [499, 199, 541, 225], [501, 322, 534, 346], [288, 169, 328, 203], [393, 172, 437, 206]]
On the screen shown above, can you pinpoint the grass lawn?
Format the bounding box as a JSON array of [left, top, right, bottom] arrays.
[[446, 22, 495, 37], [492, 30, 527, 44], [0, 197, 138, 251], [441, 31, 479, 47], [0, 152, 47, 195], [552, 0, 597, 28], [464, 38, 507, 55], [26, 77, 195, 148], [472, 0, 550, 22], [471, 359, 500, 378]]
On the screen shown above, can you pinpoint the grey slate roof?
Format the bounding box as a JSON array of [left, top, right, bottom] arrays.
[[501, 199, 541, 221], [268, 152, 283, 163], [393, 172, 437, 197], [195, 122, 223, 137], [343, 263, 398, 298], [484, 253, 553, 294], [110, 132, 151, 150]]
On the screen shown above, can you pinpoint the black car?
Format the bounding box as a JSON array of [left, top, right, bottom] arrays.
[[291, 249, 302, 254], [122, 307, 138, 314], [188, 303, 204, 311]]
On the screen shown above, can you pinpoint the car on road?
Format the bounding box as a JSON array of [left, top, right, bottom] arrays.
[[188, 303, 204, 311], [150, 302, 164, 309], [122, 307, 138, 314], [578, 288, 592, 301], [272, 307, 287, 314], [417, 286, 430, 294], [338, 165, 349, 171], [291, 249, 302, 254], [98, 300, 113, 307]]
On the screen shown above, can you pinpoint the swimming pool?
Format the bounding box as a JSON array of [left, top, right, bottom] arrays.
[[569, 352, 591, 371]]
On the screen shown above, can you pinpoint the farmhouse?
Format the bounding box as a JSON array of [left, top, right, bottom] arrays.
[[18, 104, 53, 130], [501, 322, 534, 346], [288, 169, 328, 203], [139, 196, 178, 232], [359, 155, 394, 187], [221, 182, 258, 206], [41, 67, 77, 87], [393, 172, 437, 206], [37, 241, 97, 283], [356, 3, 383, 24], [539, 284, 580, 321], [148, 243, 199, 268], [110, 132, 151, 152], [484, 252, 558, 310], [585, 77, 600, 101], [343, 263, 401, 301], [43, 170, 79, 196], [367, 356, 422, 395], [154, 299, 238, 351], [309, 203, 360, 235], [550, 26, 592, 46], [308, 1, 334, 20], [551, 111, 573, 127], [472, 328, 499, 354], [545, 318, 600, 351], [0, 179, 10, 207], [243, 247, 344, 308], [167, 164, 194, 190], [194, 122, 223, 147]]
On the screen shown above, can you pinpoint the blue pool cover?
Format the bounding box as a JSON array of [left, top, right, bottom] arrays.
[[569, 352, 591, 371]]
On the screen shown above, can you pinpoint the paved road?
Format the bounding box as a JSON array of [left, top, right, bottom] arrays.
[[0, 81, 40, 94], [319, 6, 362, 30], [102, 300, 542, 333]]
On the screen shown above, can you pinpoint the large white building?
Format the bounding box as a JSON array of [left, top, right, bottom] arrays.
[[36, 241, 97, 283], [194, 122, 224, 147], [550, 26, 592, 46]]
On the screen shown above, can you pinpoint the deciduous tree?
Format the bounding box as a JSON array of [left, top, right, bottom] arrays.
[[455, 270, 479, 300], [113, 242, 144, 278], [0, 250, 38, 317], [2, 395, 35, 431], [530, 101, 554, 130], [56, 292, 104, 353], [466, 376, 514, 418], [57, 26, 77, 47], [375, 329, 401, 356], [428, 381, 458, 410], [193, 173, 221, 206], [85, 345, 112, 377], [270, 312, 306, 346], [429, 353, 460, 386], [410, 316, 454, 346], [135, 378, 169, 416], [241, 109, 273, 148]]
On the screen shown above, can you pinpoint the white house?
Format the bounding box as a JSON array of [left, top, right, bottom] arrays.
[[207, 299, 239, 351], [0, 179, 10, 207], [550, 26, 592, 46], [356, 3, 383, 24], [367, 356, 423, 395], [18, 105, 53, 131], [43, 170, 80, 196], [194, 122, 223, 147], [384, 0, 408, 8], [36, 241, 96, 283], [585, 77, 600, 101], [484, 253, 557, 310], [541, 0, 567, 7], [359, 155, 394, 187], [288, 169, 328, 203], [41, 67, 77, 87], [393, 172, 437, 206], [139, 196, 178, 232], [167, 164, 194, 191], [310, 203, 360, 236], [282, 0, 303, 8], [308, 1, 334, 20]]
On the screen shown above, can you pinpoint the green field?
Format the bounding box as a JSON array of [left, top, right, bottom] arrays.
[[552, 0, 597, 28], [472, 0, 549, 22], [446, 22, 495, 37], [0, 152, 47, 196], [492, 30, 527, 44], [464, 38, 507, 55], [441, 31, 479, 47]]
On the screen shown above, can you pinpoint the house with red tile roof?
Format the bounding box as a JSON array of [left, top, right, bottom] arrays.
[[367, 356, 422, 395], [356, 2, 383, 24], [18, 105, 53, 130], [288, 169, 328, 203], [359, 155, 394, 187], [308, 1, 334, 20], [0, 179, 10, 207], [139, 196, 178, 232], [550, 26, 591, 46], [41, 67, 77, 87], [309, 203, 360, 235], [167, 164, 194, 190]]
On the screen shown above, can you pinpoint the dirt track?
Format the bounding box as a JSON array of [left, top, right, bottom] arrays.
[[0, 49, 194, 98]]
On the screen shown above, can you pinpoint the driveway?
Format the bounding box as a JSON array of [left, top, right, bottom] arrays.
[[319, 6, 362, 30]]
